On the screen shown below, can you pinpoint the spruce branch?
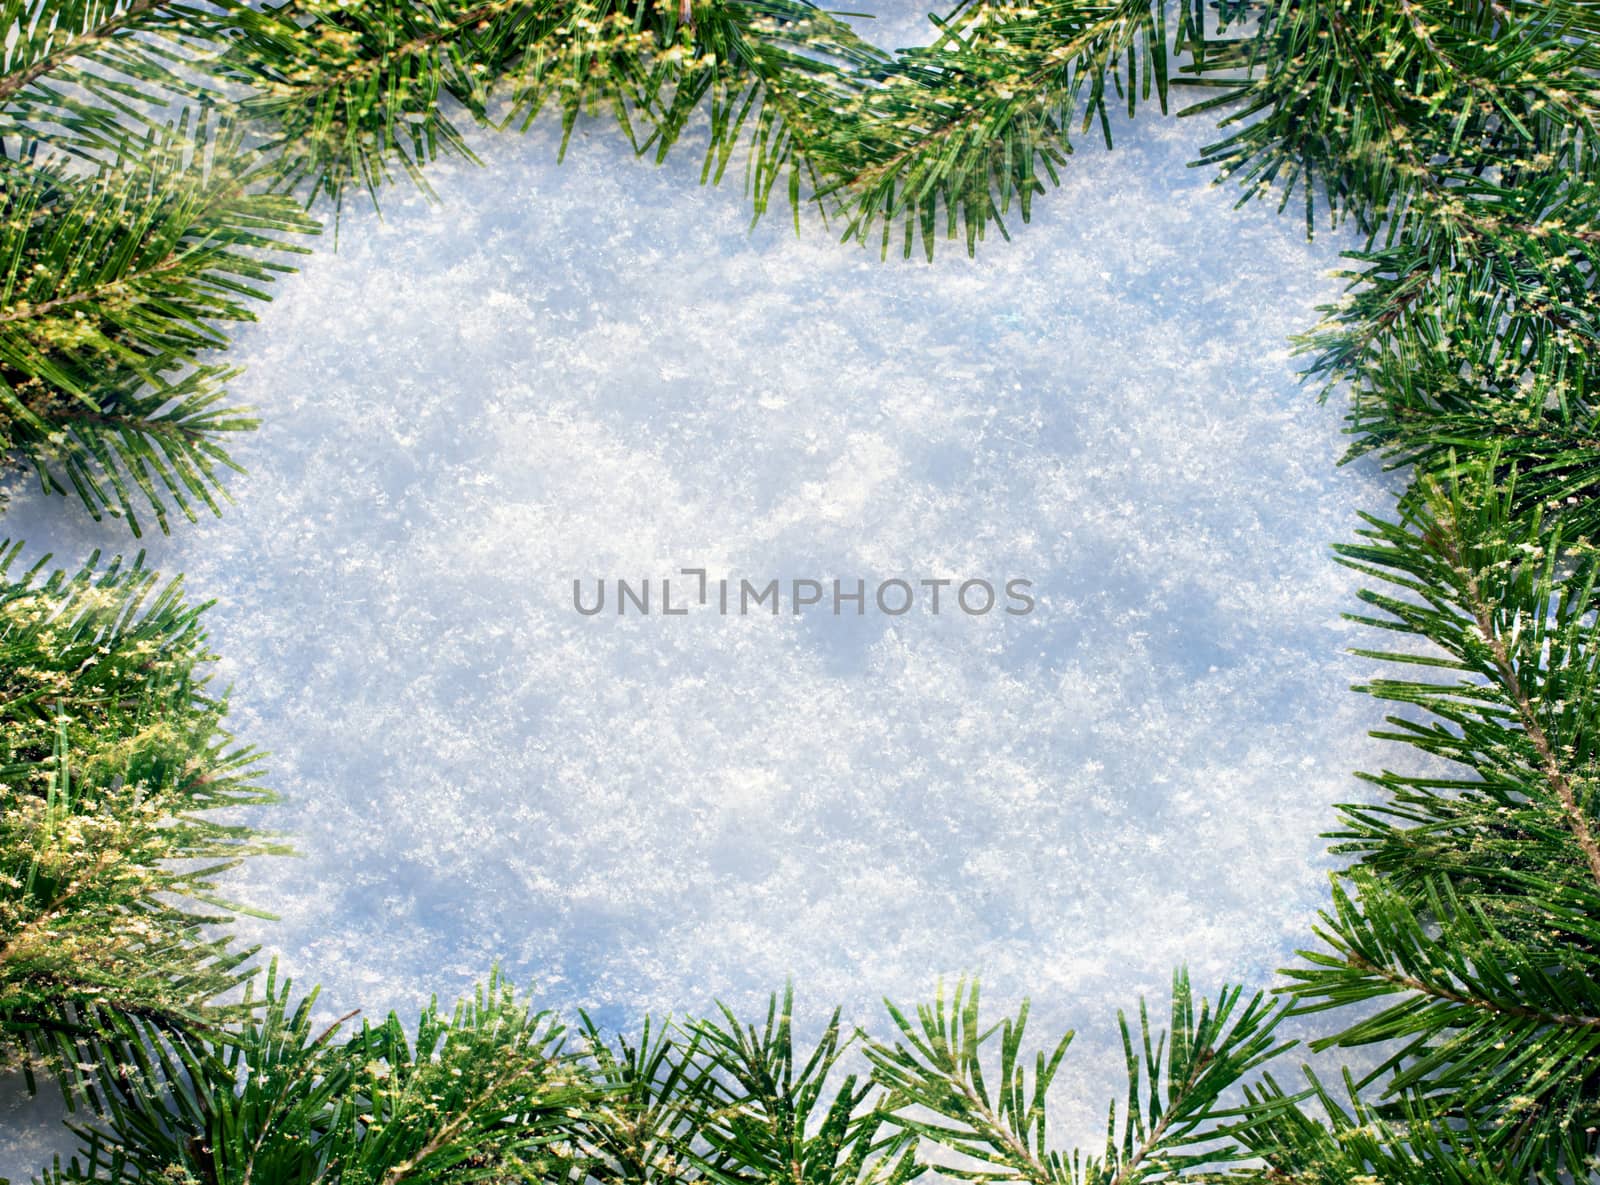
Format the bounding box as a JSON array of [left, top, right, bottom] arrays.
[[0, 2, 171, 107], [813, 0, 1171, 259], [49, 967, 592, 1185], [1329, 462, 1600, 905], [863, 973, 1288, 1185], [1227, 1067, 1550, 1185], [9, 4, 1600, 1184], [1279, 461, 1600, 1166], [571, 1012, 719, 1185], [0, 1, 250, 159], [0, 115, 314, 532], [1185, 0, 1600, 237], [0, 541, 278, 1095], [687, 985, 918, 1185]]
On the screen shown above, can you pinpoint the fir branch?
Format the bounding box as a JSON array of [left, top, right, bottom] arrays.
[[0, 542, 278, 1091], [0, 0, 171, 106], [818, 0, 1171, 259], [1329, 463, 1600, 907], [1227, 1069, 1545, 1185], [50, 968, 594, 1185], [687, 985, 916, 1185], [1451, 543, 1600, 892], [863, 972, 1287, 1185], [1340, 945, 1600, 1034], [1186, 0, 1600, 236], [0, 116, 314, 531], [8, 4, 1600, 1184], [1280, 461, 1600, 1166], [570, 1013, 716, 1185]]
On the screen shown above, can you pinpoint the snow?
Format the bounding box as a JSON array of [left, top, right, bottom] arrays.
[[1, 5, 1405, 1174]]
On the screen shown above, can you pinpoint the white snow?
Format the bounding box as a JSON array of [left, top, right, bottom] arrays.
[[1, 6, 1406, 1173]]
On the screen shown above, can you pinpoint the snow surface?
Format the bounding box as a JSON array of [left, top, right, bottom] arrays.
[[1, 6, 1409, 1175]]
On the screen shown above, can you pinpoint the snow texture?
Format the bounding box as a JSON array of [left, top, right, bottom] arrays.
[[1, 6, 1407, 1175]]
